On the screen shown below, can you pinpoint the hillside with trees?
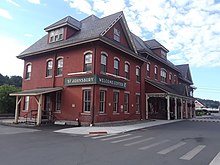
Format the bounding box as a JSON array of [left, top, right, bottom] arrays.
[[0, 74, 22, 114], [197, 98, 219, 109]]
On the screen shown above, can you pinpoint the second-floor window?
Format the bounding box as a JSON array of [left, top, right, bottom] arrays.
[[56, 58, 63, 76], [161, 69, 167, 83], [169, 73, 172, 83], [154, 66, 158, 80], [147, 63, 150, 77], [25, 64, 31, 80], [84, 53, 92, 72], [136, 66, 140, 82], [46, 60, 53, 77], [101, 54, 107, 73], [114, 58, 119, 76], [125, 63, 130, 79]]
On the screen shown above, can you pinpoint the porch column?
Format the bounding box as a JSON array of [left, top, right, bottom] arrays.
[[174, 97, 177, 119], [166, 95, 170, 120], [145, 94, 149, 120], [37, 94, 43, 126], [14, 96, 22, 124], [185, 101, 188, 119], [180, 99, 183, 119]]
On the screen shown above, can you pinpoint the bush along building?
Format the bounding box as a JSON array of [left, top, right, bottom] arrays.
[[10, 11, 195, 126]]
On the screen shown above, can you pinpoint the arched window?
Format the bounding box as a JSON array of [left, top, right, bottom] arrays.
[[136, 66, 140, 82], [147, 63, 150, 77], [25, 63, 32, 79], [84, 53, 92, 72], [56, 58, 63, 76], [114, 58, 119, 76], [125, 62, 130, 79], [46, 60, 53, 77], [154, 65, 158, 80], [101, 54, 107, 73]]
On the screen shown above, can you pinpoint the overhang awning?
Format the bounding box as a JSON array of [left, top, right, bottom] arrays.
[[10, 87, 63, 96]]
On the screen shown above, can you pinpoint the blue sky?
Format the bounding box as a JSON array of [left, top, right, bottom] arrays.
[[0, 0, 220, 101]]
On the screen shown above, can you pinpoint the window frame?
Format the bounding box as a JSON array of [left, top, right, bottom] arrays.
[[147, 63, 150, 77], [136, 94, 140, 113], [83, 89, 91, 113], [99, 90, 106, 113], [24, 96, 29, 111], [160, 68, 167, 83], [56, 57, 63, 76], [46, 59, 53, 77], [154, 65, 158, 80], [114, 58, 120, 76], [84, 53, 92, 72], [136, 66, 141, 82], [124, 93, 129, 113], [125, 62, 130, 79], [101, 53, 107, 73], [49, 28, 64, 43], [55, 91, 62, 112], [113, 28, 120, 42], [113, 91, 119, 113], [25, 63, 32, 80]]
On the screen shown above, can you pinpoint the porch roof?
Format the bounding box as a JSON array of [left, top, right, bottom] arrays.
[[10, 87, 63, 96]]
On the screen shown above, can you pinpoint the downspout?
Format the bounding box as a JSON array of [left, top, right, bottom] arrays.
[[52, 52, 57, 88], [91, 45, 97, 126]]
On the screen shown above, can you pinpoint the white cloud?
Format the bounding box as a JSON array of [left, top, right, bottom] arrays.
[[0, 8, 13, 20], [24, 33, 34, 37], [64, 0, 220, 68], [27, 0, 40, 5], [0, 36, 26, 76], [7, 0, 20, 7]]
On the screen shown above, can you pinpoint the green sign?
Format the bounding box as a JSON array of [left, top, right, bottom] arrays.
[[64, 75, 126, 89]]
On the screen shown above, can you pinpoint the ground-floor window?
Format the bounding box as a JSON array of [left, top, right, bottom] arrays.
[[136, 94, 140, 113], [24, 96, 29, 111], [99, 90, 106, 113], [124, 93, 129, 113], [83, 89, 91, 112], [55, 92, 61, 111], [113, 91, 119, 113]]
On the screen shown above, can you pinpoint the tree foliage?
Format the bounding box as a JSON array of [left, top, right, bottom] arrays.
[[0, 74, 22, 87], [0, 85, 21, 114]]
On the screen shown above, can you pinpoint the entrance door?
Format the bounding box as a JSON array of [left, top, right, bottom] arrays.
[[43, 95, 51, 120]]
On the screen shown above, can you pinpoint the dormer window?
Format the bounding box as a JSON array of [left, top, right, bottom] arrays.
[[49, 28, 64, 43], [114, 28, 120, 42], [161, 50, 167, 59]]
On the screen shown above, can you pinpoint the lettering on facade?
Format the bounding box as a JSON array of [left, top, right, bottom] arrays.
[[64, 75, 126, 89]]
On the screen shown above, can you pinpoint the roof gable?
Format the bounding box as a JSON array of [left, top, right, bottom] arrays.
[[176, 64, 193, 84], [145, 39, 169, 53]]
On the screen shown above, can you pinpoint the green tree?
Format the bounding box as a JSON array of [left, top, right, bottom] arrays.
[[0, 85, 21, 114]]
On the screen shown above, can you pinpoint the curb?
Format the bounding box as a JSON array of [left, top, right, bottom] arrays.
[[189, 119, 220, 123]]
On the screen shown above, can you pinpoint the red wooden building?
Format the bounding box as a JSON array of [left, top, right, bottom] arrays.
[[10, 11, 195, 125]]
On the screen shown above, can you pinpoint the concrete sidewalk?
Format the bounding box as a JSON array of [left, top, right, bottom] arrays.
[[54, 119, 183, 135]]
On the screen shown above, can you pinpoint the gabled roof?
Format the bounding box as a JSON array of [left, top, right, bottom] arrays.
[[19, 11, 137, 59], [176, 64, 193, 84], [145, 39, 169, 53], [44, 16, 82, 31]]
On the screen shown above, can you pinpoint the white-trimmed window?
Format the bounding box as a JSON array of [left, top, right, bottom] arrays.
[[83, 89, 91, 112], [101, 54, 107, 73], [136, 94, 140, 113], [99, 90, 106, 113], [124, 93, 129, 113], [56, 58, 63, 76], [136, 66, 140, 82], [125, 63, 130, 79], [113, 91, 119, 113], [154, 66, 158, 80], [49, 28, 64, 43], [46, 60, 53, 77], [25, 63, 31, 80], [161, 50, 167, 59], [169, 73, 172, 83], [174, 75, 177, 84], [161, 68, 167, 83], [114, 58, 119, 76], [55, 91, 61, 111], [114, 28, 120, 42], [84, 53, 92, 72], [24, 96, 29, 111], [147, 63, 150, 77]]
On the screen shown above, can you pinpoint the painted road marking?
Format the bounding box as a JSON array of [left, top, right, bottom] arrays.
[[124, 137, 154, 147], [111, 136, 142, 144], [139, 139, 170, 150], [209, 152, 220, 165], [84, 134, 99, 137], [101, 134, 131, 141], [92, 134, 116, 139], [180, 145, 206, 160], [158, 142, 186, 155]]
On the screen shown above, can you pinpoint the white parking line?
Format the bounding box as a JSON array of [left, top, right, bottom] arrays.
[[111, 136, 142, 144], [209, 152, 220, 165], [157, 142, 186, 155], [92, 134, 116, 139], [101, 134, 131, 141], [139, 139, 170, 150], [180, 145, 206, 160], [124, 137, 154, 147]]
